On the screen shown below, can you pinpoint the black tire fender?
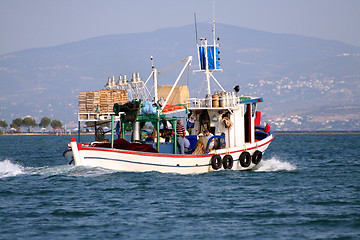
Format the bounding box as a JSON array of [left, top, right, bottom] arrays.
[[211, 154, 222, 170], [239, 151, 251, 167], [222, 154, 233, 169], [252, 150, 262, 164]]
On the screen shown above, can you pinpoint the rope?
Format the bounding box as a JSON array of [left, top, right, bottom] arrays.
[[221, 117, 232, 128]]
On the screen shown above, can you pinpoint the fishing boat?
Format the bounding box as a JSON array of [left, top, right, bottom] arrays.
[[63, 19, 274, 174]]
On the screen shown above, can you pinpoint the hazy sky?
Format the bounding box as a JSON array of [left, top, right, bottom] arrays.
[[1, 0, 359, 55]]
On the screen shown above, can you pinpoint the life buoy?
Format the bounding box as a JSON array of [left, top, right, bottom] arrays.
[[221, 117, 232, 128], [239, 151, 251, 167], [222, 154, 233, 169], [252, 150, 262, 164], [211, 154, 222, 170]]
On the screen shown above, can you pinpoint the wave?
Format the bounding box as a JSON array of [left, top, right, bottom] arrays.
[[253, 157, 297, 172], [0, 159, 25, 178]]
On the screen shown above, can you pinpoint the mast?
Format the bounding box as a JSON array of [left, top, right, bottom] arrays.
[[194, 13, 222, 96], [205, 39, 211, 95], [212, 2, 217, 70]]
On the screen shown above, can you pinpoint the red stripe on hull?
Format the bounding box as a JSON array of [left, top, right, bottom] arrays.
[[78, 135, 274, 158]]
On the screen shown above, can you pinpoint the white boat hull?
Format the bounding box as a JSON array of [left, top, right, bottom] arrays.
[[68, 135, 274, 174]]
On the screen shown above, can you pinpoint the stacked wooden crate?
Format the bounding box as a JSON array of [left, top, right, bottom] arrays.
[[113, 90, 128, 107], [78, 92, 87, 113], [79, 89, 128, 113], [86, 91, 100, 112], [100, 90, 111, 113]]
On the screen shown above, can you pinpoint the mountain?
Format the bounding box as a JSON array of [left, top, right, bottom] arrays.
[[0, 23, 359, 130]]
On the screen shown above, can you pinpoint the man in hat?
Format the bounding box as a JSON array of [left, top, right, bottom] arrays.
[[193, 133, 209, 154]]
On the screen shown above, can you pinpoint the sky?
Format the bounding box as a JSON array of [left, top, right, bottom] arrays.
[[0, 0, 359, 55]]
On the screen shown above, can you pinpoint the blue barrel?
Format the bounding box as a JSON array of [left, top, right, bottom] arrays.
[[186, 135, 197, 150]]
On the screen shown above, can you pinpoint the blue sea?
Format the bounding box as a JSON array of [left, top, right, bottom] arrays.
[[0, 134, 359, 239]]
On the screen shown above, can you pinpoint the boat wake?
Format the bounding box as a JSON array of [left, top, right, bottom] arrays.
[[0, 159, 25, 178], [253, 157, 297, 172], [0, 159, 117, 178], [0, 157, 296, 178]]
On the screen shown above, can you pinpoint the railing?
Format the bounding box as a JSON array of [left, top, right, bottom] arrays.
[[205, 135, 226, 153], [188, 94, 237, 109], [188, 95, 262, 109], [78, 112, 121, 122]]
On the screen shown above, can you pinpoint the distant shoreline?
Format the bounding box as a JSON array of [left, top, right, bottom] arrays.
[[275, 132, 360, 135], [1, 131, 359, 136], [0, 133, 93, 136]]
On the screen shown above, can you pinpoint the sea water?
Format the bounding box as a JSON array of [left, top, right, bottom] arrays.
[[0, 134, 359, 239]]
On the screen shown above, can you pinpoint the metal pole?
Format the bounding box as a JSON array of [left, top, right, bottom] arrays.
[[121, 121, 125, 139], [156, 116, 160, 152], [77, 121, 80, 142], [204, 39, 211, 95], [111, 115, 114, 148], [161, 56, 192, 111], [154, 68, 158, 103], [172, 119, 177, 154]]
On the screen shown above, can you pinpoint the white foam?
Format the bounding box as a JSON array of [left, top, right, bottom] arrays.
[[70, 166, 117, 177], [28, 165, 74, 176], [0, 158, 116, 178], [28, 164, 116, 178], [253, 157, 297, 172], [0, 159, 25, 178]]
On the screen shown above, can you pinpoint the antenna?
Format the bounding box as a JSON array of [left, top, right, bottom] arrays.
[[194, 13, 198, 44], [213, 0, 215, 21], [212, 0, 216, 48]]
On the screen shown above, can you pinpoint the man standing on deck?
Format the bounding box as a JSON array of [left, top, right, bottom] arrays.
[[176, 120, 185, 154], [204, 129, 214, 150]]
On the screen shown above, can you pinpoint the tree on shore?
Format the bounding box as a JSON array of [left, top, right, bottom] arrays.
[[39, 117, 51, 129], [0, 120, 8, 133], [0, 120, 8, 129], [23, 117, 37, 133], [10, 118, 23, 132], [51, 120, 63, 131]]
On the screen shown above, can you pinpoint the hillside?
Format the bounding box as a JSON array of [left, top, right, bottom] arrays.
[[0, 23, 359, 130]]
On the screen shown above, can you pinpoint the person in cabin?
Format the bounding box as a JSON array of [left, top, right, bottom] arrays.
[[161, 119, 171, 142], [145, 129, 156, 142], [204, 129, 214, 150], [199, 110, 210, 133], [176, 120, 185, 154], [193, 133, 208, 154], [183, 130, 190, 152]]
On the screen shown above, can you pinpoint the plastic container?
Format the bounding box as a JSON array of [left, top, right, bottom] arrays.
[[212, 93, 219, 107]]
